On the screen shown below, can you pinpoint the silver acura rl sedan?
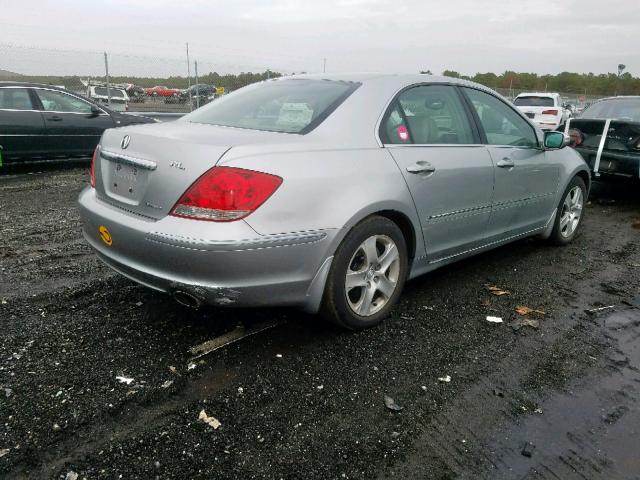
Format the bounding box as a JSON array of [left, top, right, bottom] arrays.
[[79, 74, 590, 330]]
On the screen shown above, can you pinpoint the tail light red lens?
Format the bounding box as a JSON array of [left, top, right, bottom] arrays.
[[170, 166, 282, 222], [568, 128, 583, 147], [90, 147, 98, 188], [541, 109, 559, 116]]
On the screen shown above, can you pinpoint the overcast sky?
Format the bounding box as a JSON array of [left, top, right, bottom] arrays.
[[1, 0, 638, 77]]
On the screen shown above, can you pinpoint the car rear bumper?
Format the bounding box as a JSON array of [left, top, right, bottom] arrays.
[[78, 187, 337, 309], [534, 119, 561, 131]]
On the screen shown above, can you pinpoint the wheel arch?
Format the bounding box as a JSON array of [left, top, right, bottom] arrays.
[[303, 203, 425, 314]]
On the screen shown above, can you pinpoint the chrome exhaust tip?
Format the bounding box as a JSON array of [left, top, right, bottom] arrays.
[[173, 290, 203, 309]]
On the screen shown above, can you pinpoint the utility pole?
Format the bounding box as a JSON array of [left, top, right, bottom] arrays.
[[194, 60, 200, 109], [186, 43, 193, 112], [103, 52, 111, 108], [323, 58, 326, 73]]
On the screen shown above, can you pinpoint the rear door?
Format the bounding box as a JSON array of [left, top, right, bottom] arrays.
[[382, 84, 495, 262], [0, 87, 46, 161], [462, 87, 560, 240], [33, 88, 114, 156]]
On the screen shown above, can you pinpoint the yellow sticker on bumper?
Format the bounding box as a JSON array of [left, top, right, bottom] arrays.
[[99, 225, 113, 246]]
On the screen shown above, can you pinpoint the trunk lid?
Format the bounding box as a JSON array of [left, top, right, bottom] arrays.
[[94, 121, 292, 220], [569, 118, 640, 152]]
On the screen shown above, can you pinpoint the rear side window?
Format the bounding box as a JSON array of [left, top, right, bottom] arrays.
[[464, 88, 539, 148], [36, 89, 93, 114], [514, 96, 555, 107], [382, 85, 475, 144], [185, 79, 360, 134], [0, 88, 33, 110]]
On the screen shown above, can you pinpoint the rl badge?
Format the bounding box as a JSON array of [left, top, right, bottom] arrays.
[[99, 225, 113, 246]]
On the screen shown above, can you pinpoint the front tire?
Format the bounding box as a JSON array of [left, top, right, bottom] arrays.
[[321, 216, 408, 330], [549, 176, 586, 245]]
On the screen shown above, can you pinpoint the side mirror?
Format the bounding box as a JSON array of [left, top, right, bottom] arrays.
[[90, 105, 102, 115], [544, 131, 570, 149]]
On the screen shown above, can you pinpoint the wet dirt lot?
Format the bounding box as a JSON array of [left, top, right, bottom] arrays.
[[1, 165, 639, 480]]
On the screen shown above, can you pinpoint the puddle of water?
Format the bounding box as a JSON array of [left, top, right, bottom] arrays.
[[484, 308, 640, 479]]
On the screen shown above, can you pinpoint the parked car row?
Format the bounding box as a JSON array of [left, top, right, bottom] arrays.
[[0, 82, 156, 162]]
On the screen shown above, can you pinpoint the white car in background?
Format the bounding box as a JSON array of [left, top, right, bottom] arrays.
[[87, 85, 130, 112], [514, 92, 570, 131]]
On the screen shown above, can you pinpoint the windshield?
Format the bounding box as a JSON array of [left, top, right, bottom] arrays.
[[94, 87, 125, 98], [183, 79, 360, 134], [582, 98, 640, 122], [514, 96, 555, 107]]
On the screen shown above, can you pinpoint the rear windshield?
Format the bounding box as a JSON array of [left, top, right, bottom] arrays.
[[94, 87, 125, 98], [514, 96, 555, 107], [183, 79, 360, 134], [582, 98, 640, 122]]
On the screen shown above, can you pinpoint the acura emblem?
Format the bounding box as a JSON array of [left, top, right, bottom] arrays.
[[121, 135, 130, 149]]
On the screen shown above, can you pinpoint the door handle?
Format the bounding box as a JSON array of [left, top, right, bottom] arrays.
[[496, 158, 514, 168], [406, 161, 436, 175], [47, 116, 63, 122]]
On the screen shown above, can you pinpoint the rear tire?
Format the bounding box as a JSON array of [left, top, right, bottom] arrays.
[[549, 176, 587, 245], [321, 216, 408, 330]]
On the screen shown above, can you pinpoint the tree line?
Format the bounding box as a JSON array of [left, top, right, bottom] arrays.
[[428, 70, 640, 96], [2, 68, 638, 96]]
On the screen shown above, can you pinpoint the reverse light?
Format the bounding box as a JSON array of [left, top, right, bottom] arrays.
[[170, 166, 282, 222], [568, 128, 583, 147], [541, 109, 559, 116], [90, 146, 99, 188]]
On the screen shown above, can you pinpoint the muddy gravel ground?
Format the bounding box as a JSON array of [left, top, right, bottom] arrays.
[[1, 165, 639, 480]]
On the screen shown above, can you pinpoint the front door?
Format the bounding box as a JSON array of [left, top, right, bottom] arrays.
[[0, 87, 46, 162], [462, 87, 560, 240], [381, 84, 495, 262], [33, 88, 114, 157]]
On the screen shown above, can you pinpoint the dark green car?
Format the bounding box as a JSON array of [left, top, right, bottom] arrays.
[[0, 82, 155, 165]]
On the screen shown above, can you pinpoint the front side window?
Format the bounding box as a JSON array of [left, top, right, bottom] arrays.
[[0, 88, 33, 110], [464, 88, 538, 148], [382, 85, 475, 145], [184, 79, 360, 134], [36, 89, 93, 114]]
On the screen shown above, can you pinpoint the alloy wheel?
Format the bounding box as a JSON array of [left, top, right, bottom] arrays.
[[345, 234, 400, 317], [559, 186, 583, 238]]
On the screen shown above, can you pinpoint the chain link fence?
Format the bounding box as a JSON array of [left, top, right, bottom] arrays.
[[0, 44, 282, 115], [1, 43, 610, 116], [494, 87, 603, 110]]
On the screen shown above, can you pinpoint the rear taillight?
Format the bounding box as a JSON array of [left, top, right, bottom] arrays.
[[568, 128, 583, 147], [90, 146, 98, 188], [170, 166, 282, 222], [541, 109, 559, 116]]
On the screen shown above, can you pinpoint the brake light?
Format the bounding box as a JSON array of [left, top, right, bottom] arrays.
[[568, 128, 583, 147], [541, 109, 559, 116], [170, 166, 282, 222], [90, 146, 98, 188]]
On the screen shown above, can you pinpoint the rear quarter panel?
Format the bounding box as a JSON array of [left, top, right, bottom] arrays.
[[218, 144, 425, 268]]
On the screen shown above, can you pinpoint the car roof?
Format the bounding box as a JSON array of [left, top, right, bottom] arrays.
[[0, 81, 72, 91], [272, 73, 496, 93], [594, 95, 640, 102]]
